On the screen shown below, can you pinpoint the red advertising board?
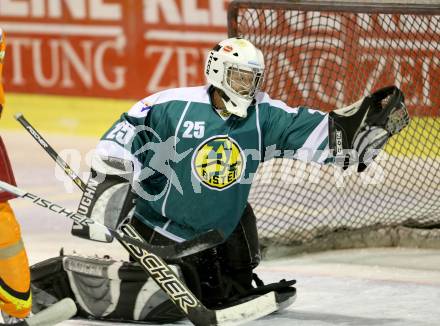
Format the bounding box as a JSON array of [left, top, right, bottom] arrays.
[[0, 0, 230, 99], [1, 1, 438, 116]]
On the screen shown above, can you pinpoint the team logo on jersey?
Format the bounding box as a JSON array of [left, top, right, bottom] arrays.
[[192, 136, 245, 190]]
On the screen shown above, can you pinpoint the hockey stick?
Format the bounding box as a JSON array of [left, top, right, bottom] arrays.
[[0, 181, 283, 325], [15, 113, 86, 192], [0, 298, 77, 326], [0, 181, 223, 260], [15, 113, 87, 234]]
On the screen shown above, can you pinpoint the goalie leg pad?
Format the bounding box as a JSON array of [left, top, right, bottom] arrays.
[[30, 254, 185, 323], [30, 256, 73, 314], [183, 204, 262, 307]]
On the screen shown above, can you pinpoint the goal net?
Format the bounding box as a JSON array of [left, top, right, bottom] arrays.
[[228, 1, 440, 253]]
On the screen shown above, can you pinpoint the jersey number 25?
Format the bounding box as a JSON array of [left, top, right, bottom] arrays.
[[182, 121, 205, 139]]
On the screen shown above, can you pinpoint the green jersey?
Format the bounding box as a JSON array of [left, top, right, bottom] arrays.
[[98, 85, 329, 241]]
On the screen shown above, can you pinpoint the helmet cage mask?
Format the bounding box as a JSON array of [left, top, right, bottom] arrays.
[[205, 38, 265, 118], [223, 63, 264, 101]]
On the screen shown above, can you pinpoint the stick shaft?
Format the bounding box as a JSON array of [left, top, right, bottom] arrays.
[[15, 113, 86, 192], [0, 180, 168, 252]]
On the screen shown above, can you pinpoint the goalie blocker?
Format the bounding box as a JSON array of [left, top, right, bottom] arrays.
[[328, 85, 410, 172], [72, 154, 136, 242]]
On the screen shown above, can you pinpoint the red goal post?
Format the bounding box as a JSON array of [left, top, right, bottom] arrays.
[[228, 1, 440, 255]]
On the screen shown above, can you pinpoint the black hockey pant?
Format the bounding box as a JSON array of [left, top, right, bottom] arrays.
[[130, 204, 261, 307]]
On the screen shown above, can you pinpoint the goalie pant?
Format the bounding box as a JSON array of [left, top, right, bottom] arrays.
[[0, 28, 32, 319], [129, 204, 263, 309]]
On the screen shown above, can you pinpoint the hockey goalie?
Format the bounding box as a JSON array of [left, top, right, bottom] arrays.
[[30, 38, 409, 324]]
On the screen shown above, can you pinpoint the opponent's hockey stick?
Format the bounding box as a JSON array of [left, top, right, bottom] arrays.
[[15, 113, 86, 192], [15, 113, 87, 233], [0, 180, 285, 325], [0, 298, 77, 326], [0, 181, 223, 260]]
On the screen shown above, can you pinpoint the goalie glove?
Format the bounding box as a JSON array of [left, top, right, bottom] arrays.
[[328, 85, 410, 172]]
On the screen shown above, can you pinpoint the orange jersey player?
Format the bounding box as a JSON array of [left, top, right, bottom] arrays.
[[0, 28, 32, 322]]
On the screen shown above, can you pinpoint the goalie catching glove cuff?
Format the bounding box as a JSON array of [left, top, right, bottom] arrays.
[[328, 85, 410, 172]]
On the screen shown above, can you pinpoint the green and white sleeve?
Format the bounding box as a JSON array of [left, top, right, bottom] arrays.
[[258, 94, 330, 164]]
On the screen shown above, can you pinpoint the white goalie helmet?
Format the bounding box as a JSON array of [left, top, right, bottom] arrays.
[[205, 37, 265, 118]]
